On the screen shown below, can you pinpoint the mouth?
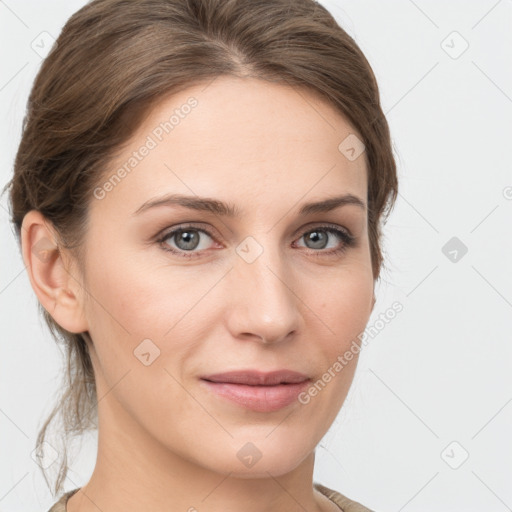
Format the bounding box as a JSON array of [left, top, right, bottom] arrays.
[[200, 369, 310, 386], [199, 369, 311, 412]]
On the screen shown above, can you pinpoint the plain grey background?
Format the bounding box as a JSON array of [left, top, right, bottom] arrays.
[[1, 1, 511, 511]]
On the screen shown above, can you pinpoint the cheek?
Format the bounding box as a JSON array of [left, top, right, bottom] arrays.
[[310, 264, 373, 343], [82, 245, 223, 381], [84, 242, 183, 336], [82, 255, 201, 424], [296, 270, 372, 431]]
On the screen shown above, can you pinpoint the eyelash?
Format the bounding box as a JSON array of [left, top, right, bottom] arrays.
[[155, 223, 356, 260]]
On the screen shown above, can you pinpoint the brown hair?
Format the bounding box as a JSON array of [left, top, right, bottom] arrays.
[[4, 0, 398, 497]]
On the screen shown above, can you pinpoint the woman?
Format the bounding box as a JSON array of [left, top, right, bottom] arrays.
[[6, 0, 397, 510]]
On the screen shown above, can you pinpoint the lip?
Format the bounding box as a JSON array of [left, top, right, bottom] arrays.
[[201, 369, 310, 386], [199, 369, 311, 412]]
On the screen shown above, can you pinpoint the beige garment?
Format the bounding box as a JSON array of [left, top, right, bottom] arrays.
[[46, 482, 375, 512]]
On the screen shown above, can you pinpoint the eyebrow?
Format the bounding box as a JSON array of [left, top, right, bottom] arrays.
[[132, 193, 366, 217]]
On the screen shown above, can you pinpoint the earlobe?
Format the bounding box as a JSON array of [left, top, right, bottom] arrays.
[[21, 210, 89, 334]]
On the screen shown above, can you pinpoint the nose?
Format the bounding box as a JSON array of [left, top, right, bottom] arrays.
[[225, 240, 302, 345]]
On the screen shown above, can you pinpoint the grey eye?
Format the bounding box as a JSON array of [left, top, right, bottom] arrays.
[[173, 229, 201, 251], [303, 230, 330, 250]]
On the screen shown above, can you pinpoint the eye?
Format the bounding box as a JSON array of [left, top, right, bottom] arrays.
[[157, 224, 216, 259], [294, 225, 356, 257], [155, 223, 356, 259]]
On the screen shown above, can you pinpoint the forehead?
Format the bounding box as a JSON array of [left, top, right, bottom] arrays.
[[93, 76, 367, 218]]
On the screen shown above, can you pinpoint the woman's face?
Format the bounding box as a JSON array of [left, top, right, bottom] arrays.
[[78, 76, 374, 477]]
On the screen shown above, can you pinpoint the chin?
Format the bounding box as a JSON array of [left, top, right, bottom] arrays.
[[201, 437, 314, 478]]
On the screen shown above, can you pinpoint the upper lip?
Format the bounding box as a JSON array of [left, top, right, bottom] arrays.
[[201, 369, 310, 386]]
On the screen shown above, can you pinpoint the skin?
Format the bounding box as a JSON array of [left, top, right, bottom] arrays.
[[23, 76, 375, 512]]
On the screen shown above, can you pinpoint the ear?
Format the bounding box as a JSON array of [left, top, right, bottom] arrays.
[[21, 210, 89, 334]]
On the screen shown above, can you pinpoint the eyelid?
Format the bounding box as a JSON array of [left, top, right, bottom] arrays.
[[155, 222, 219, 243], [293, 221, 353, 238], [156, 221, 353, 241], [155, 221, 356, 258], [155, 223, 219, 253]]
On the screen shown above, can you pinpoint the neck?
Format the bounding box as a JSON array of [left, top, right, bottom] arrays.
[[65, 385, 333, 512]]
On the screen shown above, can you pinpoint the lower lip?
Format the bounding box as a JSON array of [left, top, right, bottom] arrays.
[[200, 379, 310, 412]]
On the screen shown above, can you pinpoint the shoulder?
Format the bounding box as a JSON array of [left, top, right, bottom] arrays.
[[314, 482, 376, 512], [46, 488, 80, 512]]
